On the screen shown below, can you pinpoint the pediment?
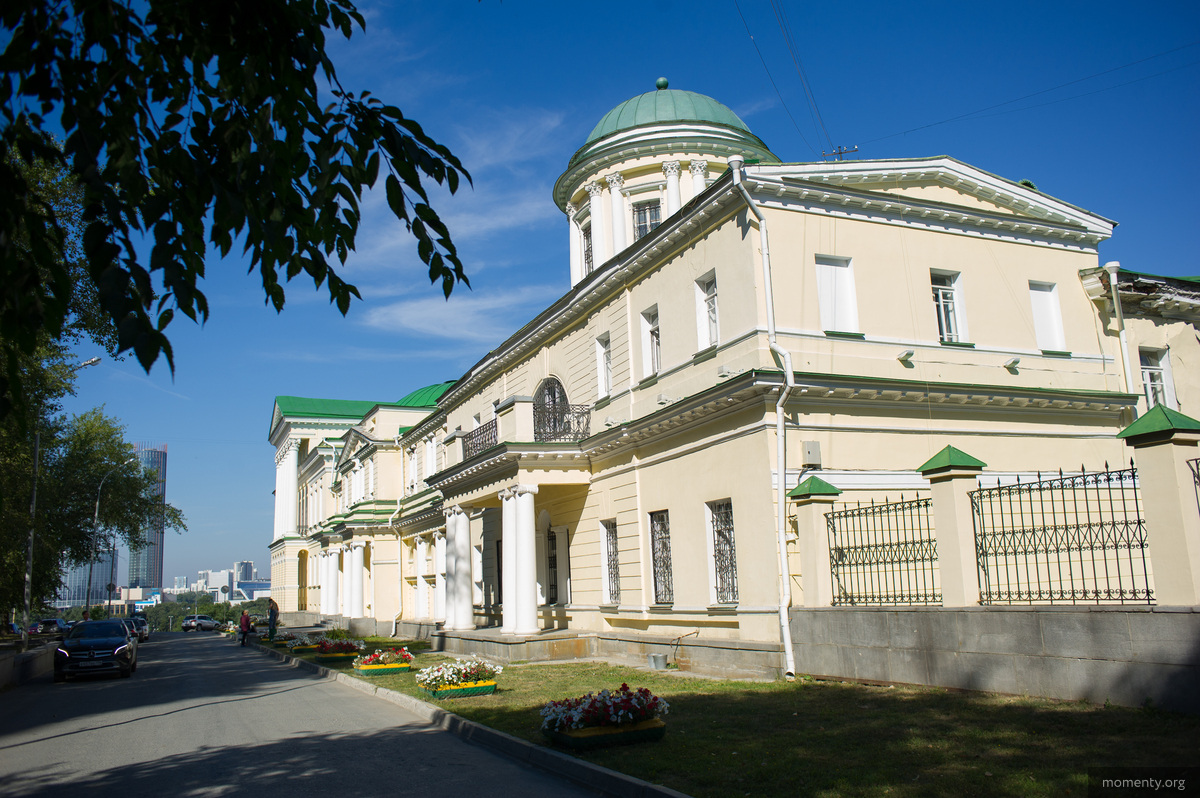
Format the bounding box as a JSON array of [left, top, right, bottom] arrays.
[[334, 427, 372, 470], [753, 157, 1114, 247]]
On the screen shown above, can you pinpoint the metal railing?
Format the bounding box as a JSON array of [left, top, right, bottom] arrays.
[[970, 463, 1153, 605], [1189, 457, 1200, 517], [826, 496, 940, 605], [463, 419, 497, 459], [534, 404, 591, 443]]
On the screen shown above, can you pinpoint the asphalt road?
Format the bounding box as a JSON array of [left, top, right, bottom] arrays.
[[0, 631, 602, 797]]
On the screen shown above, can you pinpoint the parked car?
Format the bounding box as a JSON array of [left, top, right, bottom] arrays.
[[37, 618, 69, 635], [182, 614, 217, 632], [54, 620, 138, 681], [130, 617, 150, 642]]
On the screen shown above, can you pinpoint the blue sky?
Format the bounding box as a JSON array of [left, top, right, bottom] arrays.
[[60, 0, 1200, 585]]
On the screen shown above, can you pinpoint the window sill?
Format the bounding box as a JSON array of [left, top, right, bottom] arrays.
[[1040, 349, 1072, 358], [823, 330, 865, 340], [706, 603, 740, 614], [598, 603, 620, 612], [637, 374, 659, 390], [939, 340, 975, 348], [593, 396, 611, 411], [647, 603, 674, 612], [692, 345, 718, 364]]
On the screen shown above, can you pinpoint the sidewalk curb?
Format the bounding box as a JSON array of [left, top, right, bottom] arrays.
[[247, 639, 690, 798]]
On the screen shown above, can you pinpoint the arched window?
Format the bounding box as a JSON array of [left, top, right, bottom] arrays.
[[533, 377, 589, 442]]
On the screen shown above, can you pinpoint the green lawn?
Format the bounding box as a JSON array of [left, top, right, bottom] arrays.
[[290, 642, 1198, 798]]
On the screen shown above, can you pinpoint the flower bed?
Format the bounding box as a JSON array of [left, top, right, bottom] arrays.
[[540, 684, 669, 749], [353, 647, 413, 674], [314, 638, 365, 662], [286, 634, 319, 653], [414, 657, 502, 699]]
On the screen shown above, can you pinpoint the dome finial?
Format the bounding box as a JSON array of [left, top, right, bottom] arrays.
[[655, 77, 669, 90]]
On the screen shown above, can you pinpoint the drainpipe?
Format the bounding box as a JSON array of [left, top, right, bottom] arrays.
[[389, 503, 404, 637], [1104, 261, 1138, 397], [729, 155, 796, 680]]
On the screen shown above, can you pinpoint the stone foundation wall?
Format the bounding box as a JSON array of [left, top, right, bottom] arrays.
[[789, 606, 1200, 714]]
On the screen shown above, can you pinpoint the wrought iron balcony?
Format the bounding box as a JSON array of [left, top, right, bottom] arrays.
[[463, 419, 498, 459], [534, 404, 591, 443]]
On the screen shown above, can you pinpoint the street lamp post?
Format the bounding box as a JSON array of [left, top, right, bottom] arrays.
[[84, 457, 136, 619], [22, 356, 100, 652]]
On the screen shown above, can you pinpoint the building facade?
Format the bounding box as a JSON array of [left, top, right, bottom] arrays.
[[128, 443, 168, 589], [268, 81, 1200, 680]]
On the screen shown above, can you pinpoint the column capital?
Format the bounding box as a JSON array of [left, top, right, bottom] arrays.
[[275, 437, 299, 465], [585, 181, 605, 198], [689, 159, 709, 177], [348, 540, 366, 551], [662, 160, 681, 178], [565, 201, 577, 216], [606, 172, 624, 191], [507, 483, 539, 497]]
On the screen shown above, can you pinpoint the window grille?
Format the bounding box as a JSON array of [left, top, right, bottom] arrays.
[[931, 273, 959, 343], [650, 510, 673, 603], [633, 200, 661, 240], [533, 377, 590, 442], [603, 519, 620, 604], [583, 226, 593, 274], [547, 528, 558, 604], [709, 499, 738, 603]]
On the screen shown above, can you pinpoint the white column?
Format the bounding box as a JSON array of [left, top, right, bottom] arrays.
[[586, 181, 608, 265], [273, 439, 299, 541], [566, 202, 582, 286], [331, 550, 342, 616], [607, 172, 626, 255], [453, 507, 474, 630], [339, 547, 350, 615], [348, 542, 365, 618], [690, 159, 709, 197], [415, 536, 429, 618], [443, 507, 460, 629], [514, 484, 539, 636], [434, 532, 446, 622], [663, 160, 681, 217], [317, 552, 328, 614], [500, 489, 516, 633]]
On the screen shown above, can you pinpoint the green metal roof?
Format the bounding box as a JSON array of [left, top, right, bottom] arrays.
[[585, 79, 753, 146], [396, 380, 456, 408], [917, 445, 987, 474], [1116, 404, 1200, 439], [274, 396, 382, 420], [787, 476, 842, 499]]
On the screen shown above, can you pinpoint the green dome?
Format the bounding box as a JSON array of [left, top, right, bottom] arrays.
[[396, 380, 456, 408], [584, 82, 753, 146]]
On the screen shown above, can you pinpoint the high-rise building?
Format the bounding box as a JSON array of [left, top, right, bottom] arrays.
[[174, 575, 188, 589], [58, 551, 120, 607], [128, 443, 167, 589], [234, 561, 254, 581]]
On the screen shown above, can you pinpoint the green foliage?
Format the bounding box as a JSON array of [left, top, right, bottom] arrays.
[[0, 0, 471, 419], [0, 380, 186, 611]]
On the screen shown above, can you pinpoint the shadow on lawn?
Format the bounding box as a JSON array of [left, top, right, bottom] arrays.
[[458, 677, 1200, 798]]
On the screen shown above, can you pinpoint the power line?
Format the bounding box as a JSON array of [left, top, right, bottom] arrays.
[[733, 0, 821, 158], [861, 41, 1200, 146], [770, 0, 835, 152]]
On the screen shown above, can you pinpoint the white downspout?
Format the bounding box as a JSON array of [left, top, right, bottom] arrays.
[[729, 155, 796, 680], [1104, 261, 1138, 398], [389, 504, 404, 637]]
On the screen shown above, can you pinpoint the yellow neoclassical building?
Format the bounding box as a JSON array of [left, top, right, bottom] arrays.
[[268, 80, 1200, 686]]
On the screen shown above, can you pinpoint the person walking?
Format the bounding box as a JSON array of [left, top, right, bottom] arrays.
[[238, 609, 252, 646], [267, 598, 279, 641]]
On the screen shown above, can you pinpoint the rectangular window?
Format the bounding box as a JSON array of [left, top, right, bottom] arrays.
[[814, 256, 860, 333], [1139, 348, 1175, 409], [546, 528, 558, 604], [708, 499, 738, 603], [596, 334, 612, 398], [633, 200, 661, 240], [641, 306, 661, 378], [1028, 281, 1066, 351], [930, 271, 964, 343], [582, 225, 593, 274], [695, 274, 719, 349], [602, 519, 620, 604], [649, 510, 673, 603]]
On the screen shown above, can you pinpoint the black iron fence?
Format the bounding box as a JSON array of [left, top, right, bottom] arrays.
[[1190, 457, 1200, 517], [463, 419, 497, 459], [970, 463, 1153, 605], [534, 403, 591, 443], [825, 496, 941, 605]]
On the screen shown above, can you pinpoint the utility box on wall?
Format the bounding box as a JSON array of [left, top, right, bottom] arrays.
[[801, 441, 822, 468]]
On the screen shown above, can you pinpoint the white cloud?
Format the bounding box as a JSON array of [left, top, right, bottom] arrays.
[[359, 284, 561, 344]]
